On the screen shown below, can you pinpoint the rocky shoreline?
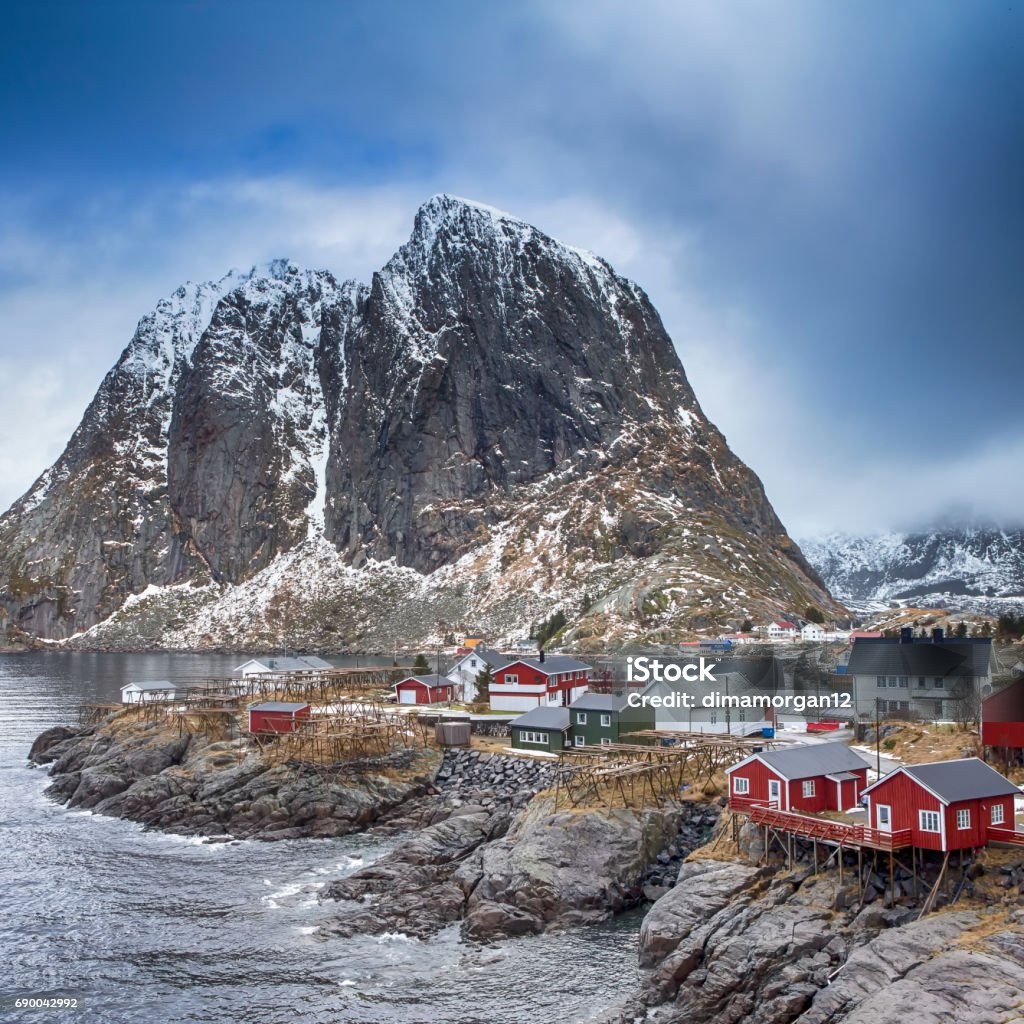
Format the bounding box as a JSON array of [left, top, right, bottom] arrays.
[[29, 720, 442, 840], [28, 718, 1024, 1022]]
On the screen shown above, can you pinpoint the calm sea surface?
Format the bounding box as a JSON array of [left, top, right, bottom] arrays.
[[0, 653, 640, 1024]]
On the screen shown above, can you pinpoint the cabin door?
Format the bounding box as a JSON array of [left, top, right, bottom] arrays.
[[768, 779, 781, 808], [876, 804, 892, 833]]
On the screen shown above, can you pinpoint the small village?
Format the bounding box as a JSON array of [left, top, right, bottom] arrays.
[[93, 621, 1024, 920]]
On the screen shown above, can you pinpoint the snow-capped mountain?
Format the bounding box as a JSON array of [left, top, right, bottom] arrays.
[[800, 527, 1024, 613], [0, 195, 839, 650]]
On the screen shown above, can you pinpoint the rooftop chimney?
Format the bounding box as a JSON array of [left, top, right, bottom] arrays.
[[538, 648, 545, 663]]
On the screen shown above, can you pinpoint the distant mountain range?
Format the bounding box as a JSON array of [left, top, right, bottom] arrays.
[[800, 527, 1024, 614], [0, 195, 839, 651]]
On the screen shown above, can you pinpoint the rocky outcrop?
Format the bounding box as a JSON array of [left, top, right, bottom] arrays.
[[454, 796, 684, 940], [322, 794, 716, 943], [617, 857, 1024, 1024], [801, 909, 1024, 1024], [30, 719, 441, 840], [321, 809, 511, 939], [1, 195, 839, 649]]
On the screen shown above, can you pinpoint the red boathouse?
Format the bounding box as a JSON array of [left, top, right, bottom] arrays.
[[247, 701, 312, 734], [726, 741, 870, 814], [862, 758, 1021, 852], [393, 675, 454, 705]]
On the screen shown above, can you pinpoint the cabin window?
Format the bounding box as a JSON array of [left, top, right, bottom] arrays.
[[709, 710, 718, 724], [733, 776, 750, 795], [917, 677, 926, 688], [991, 804, 1005, 825], [887, 676, 898, 688], [876, 675, 886, 687], [519, 731, 549, 745], [601, 738, 612, 746], [956, 809, 971, 830], [577, 712, 588, 725], [574, 735, 585, 747], [600, 714, 611, 727], [919, 810, 941, 833], [898, 676, 908, 688], [802, 780, 816, 798], [933, 677, 944, 688], [506, 674, 518, 685]]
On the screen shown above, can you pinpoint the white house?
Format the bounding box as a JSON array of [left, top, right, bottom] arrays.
[[767, 620, 798, 641], [120, 680, 180, 704], [801, 622, 828, 642], [234, 656, 333, 677], [446, 646, 513, 701]]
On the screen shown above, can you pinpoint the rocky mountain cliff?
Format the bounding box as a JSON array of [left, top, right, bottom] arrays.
[[0, 195, 839, 650], [801, 527, 1024, 614]]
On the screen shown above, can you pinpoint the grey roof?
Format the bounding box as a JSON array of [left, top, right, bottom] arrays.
[[847, 639, 992, 679], [510, 706, 572, 731], [733, 741, 870, 781], [826, 772, 859, 782], [249, 701, 310, 713], [395, 675, 450, 688], [121, 679, 177, 691], [238, 656, 332, 672], [890, 758, 1020, 803], [456, 647, 515, 671], [509, 655, 591, 674], [570, 692, 630, 712]]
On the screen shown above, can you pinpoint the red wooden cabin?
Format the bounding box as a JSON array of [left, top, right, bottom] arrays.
[[248, 701, 311, 734], [726, 741, 870, 814], [393, 675, 454, 705], [982, 676, 1024, 751], [862, 759, 1020, 852]]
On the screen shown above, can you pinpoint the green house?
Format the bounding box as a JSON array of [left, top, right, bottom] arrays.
[[509, 706, 571, 752], [568, 693, 654, 747]]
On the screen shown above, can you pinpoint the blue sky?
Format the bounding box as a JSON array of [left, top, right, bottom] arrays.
[[1, 1, 1022, 534]]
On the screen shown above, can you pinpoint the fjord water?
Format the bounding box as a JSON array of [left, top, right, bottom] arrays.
[[0, 653, 639, 1024]]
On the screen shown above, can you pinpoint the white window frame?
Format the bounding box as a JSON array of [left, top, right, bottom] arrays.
[[802, 780, 816, 798], [574, 735, 585, 747], [877, 804, 892, 831], [600, 713, 611, 727], [733, 776, 750, 795], [919, 809, 941, 833], [577, 712, 588, 725], [600, 737, 612, 746], [519, 730, 549, 745], [991, 803, 1005, 825], [506, 673, 518, 685], [956, 808, 971, 830]]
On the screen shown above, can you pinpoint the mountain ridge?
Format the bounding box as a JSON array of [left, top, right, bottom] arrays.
[[0, 195, 839, 650], [800, 526, 1024, 614]]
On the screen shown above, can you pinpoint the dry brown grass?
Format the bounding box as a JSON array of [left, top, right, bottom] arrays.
[[951, 907, 1022, 950], [876, 723, 980, 764]]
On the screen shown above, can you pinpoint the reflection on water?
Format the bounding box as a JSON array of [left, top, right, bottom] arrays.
[[0, 653, 639, 1024]]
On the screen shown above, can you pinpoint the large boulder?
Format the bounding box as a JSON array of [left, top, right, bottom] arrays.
[[456, 796, 682, 940], [321, 811, 509, 938]]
